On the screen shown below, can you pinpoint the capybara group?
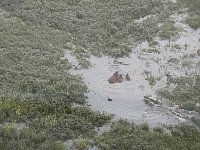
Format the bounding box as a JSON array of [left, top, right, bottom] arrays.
[[108, 72, 130, 84]]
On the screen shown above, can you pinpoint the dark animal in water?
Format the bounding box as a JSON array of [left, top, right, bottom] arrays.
[[108, 72, 130, 83], [108, 97, 112, 101], [108, 71, 119, 84], [118, 74, 123, 83], [126, 74, 130, 81]]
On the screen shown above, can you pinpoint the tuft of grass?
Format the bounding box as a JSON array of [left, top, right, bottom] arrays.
[[177, 0, 200, 29], [158, 20, 179, 40], [186, 15, 200, 30], [168, 57, 180, 64], [142, 48, 160, 54], [81, 120, 200, 150], [0, 13, 112, 142], [157, 75, 200, 112], [73, 138, 93, 150], [0, 124, 65, 150], [0, 0, 177, 57], [0, 96, 113, 140]]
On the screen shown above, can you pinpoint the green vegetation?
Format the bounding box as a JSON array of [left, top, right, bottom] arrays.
[[168, 57, 180, 64], [141, 48, 160, 54], [0, 3, 112, 148], [0, 0, 200, 149], [177, 0, 200, 29], [181, 60, 193, 68], [186, 15, 200, 30], [172, 44, 182, 50], [0, 0, 177, 58], [0, 97, 112, 140], [157, 75, 200, 112], [142, 71, 157, 86], [159, 20, 179, 40], [191, 117, 200, 128], [0, 15, 87, 103], [0, 124, 65, 150], [73, 138, 93, 150], [73, 120, 200, 150]]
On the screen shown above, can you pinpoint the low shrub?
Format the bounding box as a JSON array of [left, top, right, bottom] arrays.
[[0, 124, 65, 150], [186, 15, 200, 30]]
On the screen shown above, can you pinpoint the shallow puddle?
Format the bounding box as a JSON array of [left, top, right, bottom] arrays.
[[65, 13, 200, 127], [68, 55, 181, 127]]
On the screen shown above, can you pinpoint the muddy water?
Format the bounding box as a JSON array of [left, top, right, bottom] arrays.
[[65, 13, 200, 127], [69, 54, 184, 127]]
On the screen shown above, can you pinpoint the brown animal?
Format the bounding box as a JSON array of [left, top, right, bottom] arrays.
[[108, 71, 119, 84], [126, 74, 130, 81], [118, 74, 123, 83]]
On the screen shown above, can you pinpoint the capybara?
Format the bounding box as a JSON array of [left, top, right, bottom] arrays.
[[108, 71, 119, 84], [118, 74, 123, 83]]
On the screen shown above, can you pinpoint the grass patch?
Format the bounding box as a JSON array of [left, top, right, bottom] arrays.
[[168, 57, 180, 64], [0, 124, 65, 150], [177, 0, 200, 29], [141, 48, 160, 54], [0, 96, 112, 140], [157, 75, 200, 112], [142, 71, 157, 86], [74, 120, 200, 150], [0, 15, 87, 104], [158, 20, 179, 40], [0, 0, 177, 57], [186, 15, 200, 30], [0, 10, 112, 143]]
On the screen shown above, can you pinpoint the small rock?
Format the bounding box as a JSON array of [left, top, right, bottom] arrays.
[[126, 74, 131, 81], [118, 74, 123, 83]]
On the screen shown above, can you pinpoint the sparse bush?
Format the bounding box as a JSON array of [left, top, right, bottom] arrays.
[[157, 75, 200, 112], [186, 15, 200, 29], [146, 75, 156, 86], [180, 101, 196, 111], [172, 44, 182, 49], [73, 138, 93, 150], [153, 127, 164, 133], [0, 97, 112, 140], [139, 123, 149, 131], [168, 57, 180, 64], [177, 0, 200, 29], [0, 124, 65, 150], [142, 48, 160, 54], [181, 60, 193, 68], [0, 0, 177, 57], [159, 20, 178, 40], [171, 128, 183, 137], [90, 120, 200, 150]]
